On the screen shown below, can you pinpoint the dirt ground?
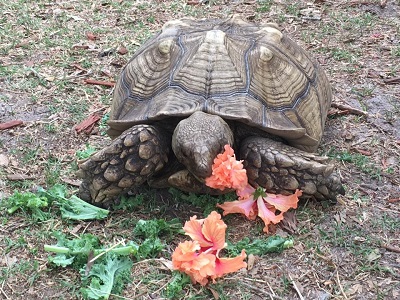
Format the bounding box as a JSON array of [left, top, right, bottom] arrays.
[[0, 0, 399, 299]]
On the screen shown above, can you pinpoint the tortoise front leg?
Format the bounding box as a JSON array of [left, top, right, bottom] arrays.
[[77, 125, 170, 207], [240, 137, 345, 202]]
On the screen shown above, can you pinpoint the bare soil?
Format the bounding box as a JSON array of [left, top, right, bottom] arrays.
[[0, 0, 399, 299]]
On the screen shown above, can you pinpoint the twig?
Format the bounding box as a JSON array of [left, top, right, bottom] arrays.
[[388, 198, 400, 203], [6, 174, 35, 181], [0, 120, 23, 130], [336, 0, 375, 7], [383, 77, 400, 85], [331, 103, 368, 116], [336, 270, 348, 299], [239, 281, 285, 300], [84, 78, 115, 87], [0, 285, 9, 300], [381, 243, 400, 253], [289, 274, 304, 300]]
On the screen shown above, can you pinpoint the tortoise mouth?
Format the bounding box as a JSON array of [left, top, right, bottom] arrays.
[[172, 111, 234, 180]]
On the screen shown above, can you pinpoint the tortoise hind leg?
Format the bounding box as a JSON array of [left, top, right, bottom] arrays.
[[240, 137, 345, 202], [77, 125, 170, 207]]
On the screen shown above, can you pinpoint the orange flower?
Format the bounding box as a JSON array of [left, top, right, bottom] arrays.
[[172, 211, 247, 285], [205, 145, 248, 191], [183, 211, 227, 251], [218, 185, 301, 233], [212, 249, 247, 282]]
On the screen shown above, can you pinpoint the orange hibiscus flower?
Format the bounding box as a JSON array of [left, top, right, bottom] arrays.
[[218, 185, 301, 233], [205, 145, 248, 191], [172, 211, 247, 286], [205, 144, 301, 233]]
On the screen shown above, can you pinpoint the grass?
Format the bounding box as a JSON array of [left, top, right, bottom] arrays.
[[1, 0, 399, 299], [327, 148, 382, 179]]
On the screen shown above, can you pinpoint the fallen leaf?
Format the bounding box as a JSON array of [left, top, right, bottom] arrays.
[[75, 113, 101, 134], [158, 258, 174, 271], [279, 210, 297, 234], [86, 32, 97, 41], [117, 46, 128, 55], [247, 253, 256, 270], [1, 254, 18, 267], [7, 174, 35, 181], [0, 120, 23, 130], [347, 283, 363, 295], [69, 224, 83, 235], [366, 249, 381, 262], [208, 287, 219, 299], [0, 154, 9, 167], [62, 177, 81, 186], [83, 78, 115, 87]]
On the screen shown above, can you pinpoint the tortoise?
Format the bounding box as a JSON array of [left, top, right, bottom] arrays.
[[78, 16, 345, 207]]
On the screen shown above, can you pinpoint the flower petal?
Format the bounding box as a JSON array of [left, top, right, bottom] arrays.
[[172, 240, 200, 270], [217, 197, 257, 220], [264, 189, 301, 212], [201, 211, 227, 251], [236, 184, 256, 199], [183, 216, 213, 248], [211, 249, 247, 281], [172, 242, 216, 286], [205, 144, 248, 191], [256, 197, 284, 233]]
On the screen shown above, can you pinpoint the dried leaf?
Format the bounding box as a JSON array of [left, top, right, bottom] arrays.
[[347, 283, 363, 295], [279, 210, 298, 234], [208, 287, 219, 299], [247, 253, 256, 270], [117, 46, 128, 55], [86, 32, 97, 41], [7, 174, 35, 181], [0, 154, 9, 167], [75, 113, 101, 134], [0, 120, 23, 130], [366, 249, 381, 262]]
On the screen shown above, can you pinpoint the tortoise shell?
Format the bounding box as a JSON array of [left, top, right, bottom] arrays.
[[108, 16, 332, 152]]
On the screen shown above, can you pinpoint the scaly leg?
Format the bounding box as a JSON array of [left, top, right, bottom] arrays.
[[240, 137, 345, 202], [77, 125, 170, 207]]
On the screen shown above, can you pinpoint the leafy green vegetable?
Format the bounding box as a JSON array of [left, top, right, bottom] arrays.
[[112, 194, 145, 210], [169, 188, 237, 215], [39, 184, 109, 220], [135, 238, 165, 260], [76, 145, 98, 159], [164, 271, 191, 299], [3, 184, 109, 221], [80, 253, 132, 300], [4, 191, 51, 221], [45, 231, 102, 267], [226, 236, 294, 256], [44, 231, 138, 268], [133, 218, 182, 239]]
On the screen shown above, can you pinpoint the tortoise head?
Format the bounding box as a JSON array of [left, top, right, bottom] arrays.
[[172, 111, 234, 180]]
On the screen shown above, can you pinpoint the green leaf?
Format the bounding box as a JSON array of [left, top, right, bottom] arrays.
[[136, 238, 165, 260], [226, 236, 294, 256], [45, 231, 101, 268], [38, 184, 109, 220], [4, 191, 50, 221], [49, 254, 75, 267], [39, 184, 68, 202], [60, 195, 109, 220], [133, 218, 181, 239], [164, 271, 191, 299], [80, 253, 132, 300]]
